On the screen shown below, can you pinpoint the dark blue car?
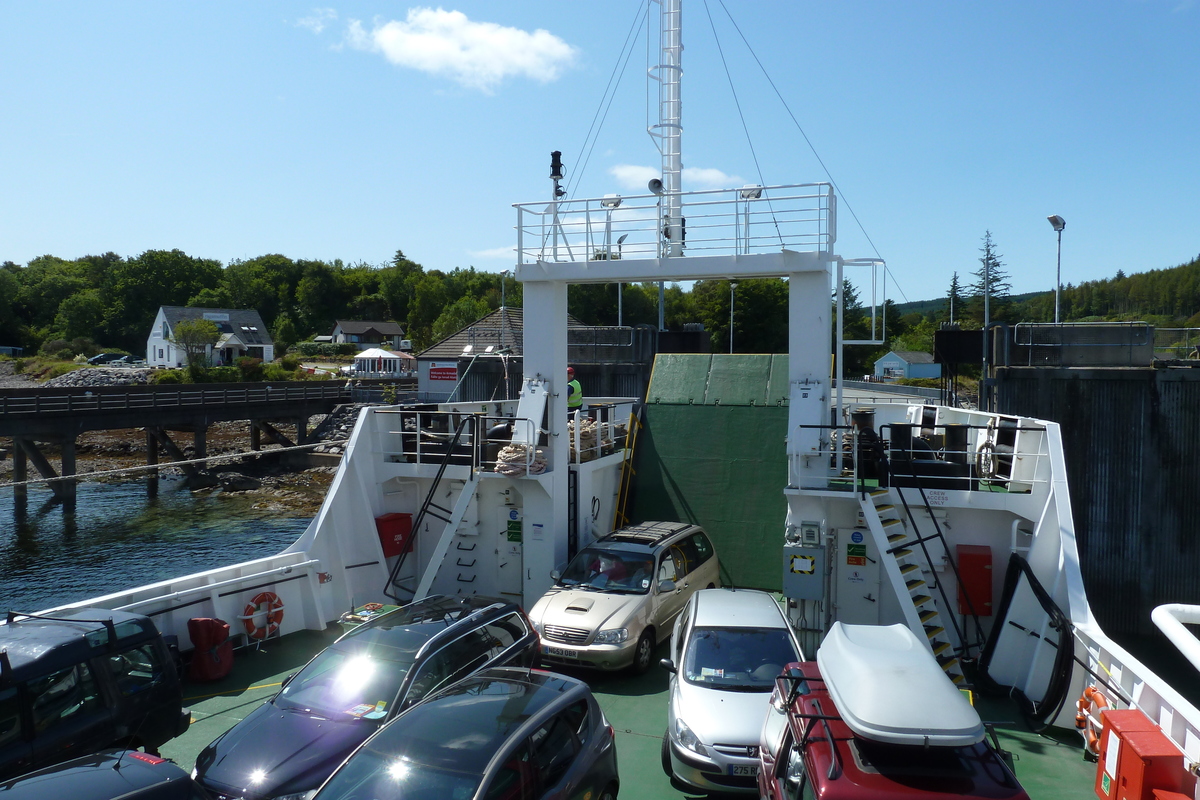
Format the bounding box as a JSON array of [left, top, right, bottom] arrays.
[[193, 595, 539, 800], [313, 667, 619, 800]]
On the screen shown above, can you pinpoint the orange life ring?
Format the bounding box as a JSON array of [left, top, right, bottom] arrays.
[[242, 591, 285, 640], [1075, 685, 1109, 756]]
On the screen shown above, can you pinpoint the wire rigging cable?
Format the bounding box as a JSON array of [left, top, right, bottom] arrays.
[[566, 3, 647, 199], [701, 0, 783, 250], [716, 0, 908, 303]]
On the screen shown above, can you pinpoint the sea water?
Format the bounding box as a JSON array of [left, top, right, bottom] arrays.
[[0, 478, 311, 612]]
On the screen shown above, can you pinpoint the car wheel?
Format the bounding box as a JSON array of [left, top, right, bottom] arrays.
[[661, 729, 673, 776], [631, 629, 655, 674], [599, 781, 619, 800]]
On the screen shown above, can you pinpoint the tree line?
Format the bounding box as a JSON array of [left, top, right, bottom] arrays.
[[2, 235, 1197, 370]]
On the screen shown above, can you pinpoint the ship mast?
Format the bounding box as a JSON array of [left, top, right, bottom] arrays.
[[648, 0, 682, 331]]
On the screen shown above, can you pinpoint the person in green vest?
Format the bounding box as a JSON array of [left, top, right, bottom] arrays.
[[567, 366, 583, 416]]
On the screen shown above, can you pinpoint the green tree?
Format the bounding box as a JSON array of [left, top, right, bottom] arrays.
[[53, 289, 105, 341], [967, 231, 1011, 325], [171, 318, 220, 371], [406, 273, 450, 349], [431, 296, 490, 343], [945, 272, 965, 324], [103, 249, 222, 349]]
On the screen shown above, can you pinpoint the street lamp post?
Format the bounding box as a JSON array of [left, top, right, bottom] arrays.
[[729, 281, 738, 354], [1048, 215, 1066, 323]]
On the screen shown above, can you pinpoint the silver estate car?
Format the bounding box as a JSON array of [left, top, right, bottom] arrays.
[[661, 588, 803, 794], [528, 521, 720, 673]]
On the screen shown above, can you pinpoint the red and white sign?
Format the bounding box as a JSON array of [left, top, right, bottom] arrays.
[[428, 361, 458, 381]]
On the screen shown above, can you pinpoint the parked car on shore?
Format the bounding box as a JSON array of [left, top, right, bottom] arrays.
[[86, 353, 124, 365], [528, 521, 719, 673], [312, 667, 619, 800], [192, 595, 538, 800]]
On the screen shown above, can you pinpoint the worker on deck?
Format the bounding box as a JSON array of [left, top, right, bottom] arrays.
[[567, 366, 583, 417]]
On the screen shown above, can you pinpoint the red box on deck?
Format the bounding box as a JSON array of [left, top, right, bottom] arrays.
[[1094, 710, 1191, 800], [375, 513, 414, 557]]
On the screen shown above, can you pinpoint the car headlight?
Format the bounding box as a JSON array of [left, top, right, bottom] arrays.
[[270, 792, 316, 800], [530, 619, 543, 634], [593, 628, 629, 644], [675, 718, 708, 756]]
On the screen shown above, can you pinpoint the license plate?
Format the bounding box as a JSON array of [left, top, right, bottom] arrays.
[[544, 646, 578, 659], [729, 764, 759, 777]]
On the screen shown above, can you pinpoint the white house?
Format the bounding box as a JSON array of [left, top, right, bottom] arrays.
[[147, 306, 274, 369], [351, 347, 416, 378], [331, 320, 407, 351], [873, 350, 941, 381]]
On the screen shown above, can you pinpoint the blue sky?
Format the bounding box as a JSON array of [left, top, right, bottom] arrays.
[[1, 1, 1197, 303]]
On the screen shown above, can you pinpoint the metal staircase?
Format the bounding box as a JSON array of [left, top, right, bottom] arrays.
[[858, 488, 967, 685], [384, 416, 479, 602]]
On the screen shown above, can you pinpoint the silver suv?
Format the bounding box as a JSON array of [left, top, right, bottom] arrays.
[[528, 521, 720, 674]]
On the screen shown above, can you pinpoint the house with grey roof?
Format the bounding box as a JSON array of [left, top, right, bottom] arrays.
[[147, 306, 274, 368], [873, 350, 941, 381], [331, 320, 407, 351]]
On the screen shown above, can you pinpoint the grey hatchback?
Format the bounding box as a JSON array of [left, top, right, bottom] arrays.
[[313, 667, 619, 800], [193, 595, 538, 800]]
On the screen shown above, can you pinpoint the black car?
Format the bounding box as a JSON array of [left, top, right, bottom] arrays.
[[313, 667, 619, 800], [0, 609, 190, 781], [86, 353, 124, 365], [0, 749, 208, 800], [193, 595, 539, 800]]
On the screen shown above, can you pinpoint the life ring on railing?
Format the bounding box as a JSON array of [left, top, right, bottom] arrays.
[[1075, 685, 1109, 757], [242, 591, 285, 640]]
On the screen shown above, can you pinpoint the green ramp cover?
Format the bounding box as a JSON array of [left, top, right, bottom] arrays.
[[631, 354, 789, 591]]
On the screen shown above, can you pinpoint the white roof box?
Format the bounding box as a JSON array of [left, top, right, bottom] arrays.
[[816, 623, 984, 747]]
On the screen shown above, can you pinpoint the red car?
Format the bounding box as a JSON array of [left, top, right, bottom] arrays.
[[758, 623, 1030, 800]]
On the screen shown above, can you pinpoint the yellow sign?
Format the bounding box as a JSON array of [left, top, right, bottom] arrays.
[[790, 555, 815, 575]]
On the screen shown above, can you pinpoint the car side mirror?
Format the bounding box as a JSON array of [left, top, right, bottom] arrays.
[[550, 569, 562, 582], [660, 658, 676, 674], [658, 579, 677, 593]]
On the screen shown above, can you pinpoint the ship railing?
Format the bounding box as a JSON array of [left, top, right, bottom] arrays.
[[1153, 327, 1200, 361], [567, 400, 635, 465], [514, 183, 835, 264], [792, 420, 1051, 495]]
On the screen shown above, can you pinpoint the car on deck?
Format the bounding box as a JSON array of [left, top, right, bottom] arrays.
[[192, 595, 538, 800], [0, 750, 209, 800], [0, 609, 190, 781], [528, 521, 719, 673], [660, 588, 802, 794], [312, 667, 619, 800], [758, 623, 1029, 800]]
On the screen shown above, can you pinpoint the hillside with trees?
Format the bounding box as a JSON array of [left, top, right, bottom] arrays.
[[2, 235, 1197, 371]]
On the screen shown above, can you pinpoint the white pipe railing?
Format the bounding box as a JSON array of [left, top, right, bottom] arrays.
[[114, 559, 321, 612], [1153, 604, 1200, 674]]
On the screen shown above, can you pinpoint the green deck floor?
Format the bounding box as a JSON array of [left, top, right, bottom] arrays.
[[162, 627, 1098, 799]]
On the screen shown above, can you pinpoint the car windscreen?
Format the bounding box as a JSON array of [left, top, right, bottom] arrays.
[[558, 546, 655, 594], [682, 627, 798, 692], [313, 747, 481, 800], [275, 648, 411, 722]]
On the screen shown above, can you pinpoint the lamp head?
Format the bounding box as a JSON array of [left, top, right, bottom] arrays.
[[739, 184, 763, 200], [616, 233, 629, 244], [601, 194, 623, 209], [647, 178, 664, 195], [1047, 214, 1066, 232]]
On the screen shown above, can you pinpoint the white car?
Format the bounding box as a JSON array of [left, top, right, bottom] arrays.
[[661, 588, 803, 794], [527, 521, 720, 674]]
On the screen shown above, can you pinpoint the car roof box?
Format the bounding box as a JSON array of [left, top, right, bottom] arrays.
[[816, 623, 984, 747]]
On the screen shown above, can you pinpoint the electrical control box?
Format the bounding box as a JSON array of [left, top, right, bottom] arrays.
[[1094, 708, 1191, 800], [782, 546, 825, 601]]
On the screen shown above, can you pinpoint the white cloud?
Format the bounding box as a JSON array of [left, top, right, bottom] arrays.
[[683, 167, 745, 189], [296, 8, 337, 34], [469, 245, 516, 260], [609, 164, 659, 191], [345, 8, 577, 93], [609, 164, 746, 192]]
